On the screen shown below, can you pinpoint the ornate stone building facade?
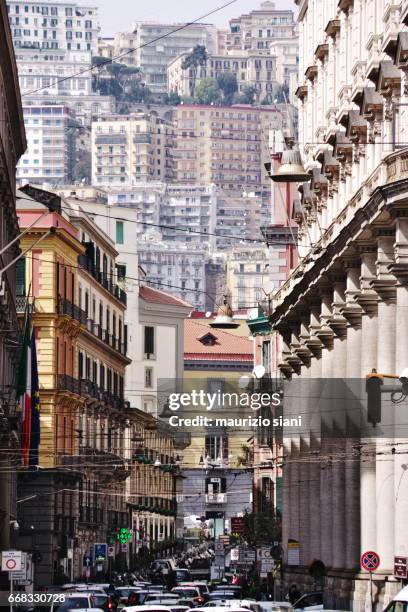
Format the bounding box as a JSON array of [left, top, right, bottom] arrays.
[[0, 0, 26, 565], [271, 0, 408, 608]]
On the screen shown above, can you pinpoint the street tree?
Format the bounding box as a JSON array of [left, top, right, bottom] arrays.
[[195, 78, 222, 104], [217, 71, 238, 105], [181, 44, 208, 97]]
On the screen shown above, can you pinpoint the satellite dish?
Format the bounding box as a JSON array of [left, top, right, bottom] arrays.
[[205, 311, 212, 318], [238, 375, 251, 389], [253, 365, 266, 379]]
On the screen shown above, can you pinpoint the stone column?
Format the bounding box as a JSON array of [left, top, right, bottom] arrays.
[[328, 276, 348, 571], [356, 247, 378, 553], [306, 297, 323, 564], [391, 216, 408, 560], [342, 259, 363, 570], [371, 231, 396, 573], [317, 285, 334, 568]]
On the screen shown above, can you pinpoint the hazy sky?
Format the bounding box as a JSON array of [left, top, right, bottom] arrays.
[[97, 0, 296, 37]]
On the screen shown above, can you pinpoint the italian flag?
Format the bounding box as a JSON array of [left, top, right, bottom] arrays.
[[16, 315, 32, 467]]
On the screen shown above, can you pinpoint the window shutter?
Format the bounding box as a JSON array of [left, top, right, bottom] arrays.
[[16, 258, 26, 296], [144, 326, 154, 355]]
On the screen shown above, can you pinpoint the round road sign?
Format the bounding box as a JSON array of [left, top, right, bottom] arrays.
[[6, 559, 17, 570], [361, 550, 380, 572]]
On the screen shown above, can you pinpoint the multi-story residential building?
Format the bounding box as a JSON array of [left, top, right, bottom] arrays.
[[215, 192, 267, 251], [112, 31, 137, 66], [131, 21, 217, 96], [179, 319, 254, 534], [227, 1, 297, 53], [138, 235, 208, 312], [160, 184, 217, 249], [167, 49, 277, 102], [17, 103, 76, 185], [15, 184, 131, 585], [15, 48, 92, 96], [6, 0, 99, 54], [97, 36, 114, 58], [266, 0, 408, 607], [269, 38, 299, 102], [0, 0, 26, 567], [173, 103, 281, 197], [91, 112, 175, 185], [225, 246, 270, 311]]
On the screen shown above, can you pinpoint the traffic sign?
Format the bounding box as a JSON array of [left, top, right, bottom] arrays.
[[94, 543, 107, 562], [361, 550, 380, 572], [107, 545, 115, 558], [83, 554, 92, 567], [1, 551, 22, 572], [215, 540, 224, 553], [394, 556, 408, 579], [9, 553, 27, 581]]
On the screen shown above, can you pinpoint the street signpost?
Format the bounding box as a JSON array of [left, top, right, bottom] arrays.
[[107, 545, 115, 558], [361, 551, 380, 612], [2, 551, 23, 612], [394, 557, 408, 579]]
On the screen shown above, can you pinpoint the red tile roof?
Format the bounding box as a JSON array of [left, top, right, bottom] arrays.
[[184, 320, 253, 362], [139, 285, 192, 308]]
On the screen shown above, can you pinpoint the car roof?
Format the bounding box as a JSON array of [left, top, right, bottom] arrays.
[[193, 608, 250, 612], [123, 607, 173, 612], [393, 586, 408, 602]]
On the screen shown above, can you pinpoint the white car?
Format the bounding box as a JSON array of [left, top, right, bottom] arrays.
[[51, 593, 101, 612], [122, 606, 174, 612], [383, 585, 408, 612]]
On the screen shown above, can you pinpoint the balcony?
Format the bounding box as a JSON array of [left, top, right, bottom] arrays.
[[58, 296, 87, 325], [205, 493, 227, 504], [78, 255, 127, 306], [57, 374, 126, 410], [133, 133, 152, 144]]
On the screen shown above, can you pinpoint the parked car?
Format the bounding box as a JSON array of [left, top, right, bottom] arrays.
[[115, 588, 141, 605], [383, 585, 408, 612], [292, 593, 323, 612], [52, 593, 98, 612], [172, 587, 206, 605], [208, 593, 236, 602]]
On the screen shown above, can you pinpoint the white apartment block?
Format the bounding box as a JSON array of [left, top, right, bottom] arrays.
[[167, 49, 277, 102], [15, 48, 92, 96], [227, 1, 297, 52], [6, 0, 98, 54], [225, 246, 270, 311], [216, 193, 269, 251], [138, 235, 208, 312], [91, 112, 175, 185], [160, 184, 217, 250], [269, 0, 408, 607], [132, 21, 217, 95], [17, 103, 75, 185]]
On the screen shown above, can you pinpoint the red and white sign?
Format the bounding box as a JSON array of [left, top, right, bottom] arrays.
[[1, 551, 22, 572], [361, 550, 380, 572]]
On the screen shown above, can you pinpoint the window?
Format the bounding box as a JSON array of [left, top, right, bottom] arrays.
[[145, 367, 153, 388], [116, 220, 124, 244], [205, 435, 228, 461], [116, 264, 126, 280], [239, 263, 245, 272], [16, 258, 26, 295], [144, 326, 155, 358]]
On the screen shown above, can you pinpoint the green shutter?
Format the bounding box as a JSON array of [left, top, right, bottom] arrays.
[[275, 476, 282, 514], [116, 221, 124, 244], [16, 258, 26, 296]]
